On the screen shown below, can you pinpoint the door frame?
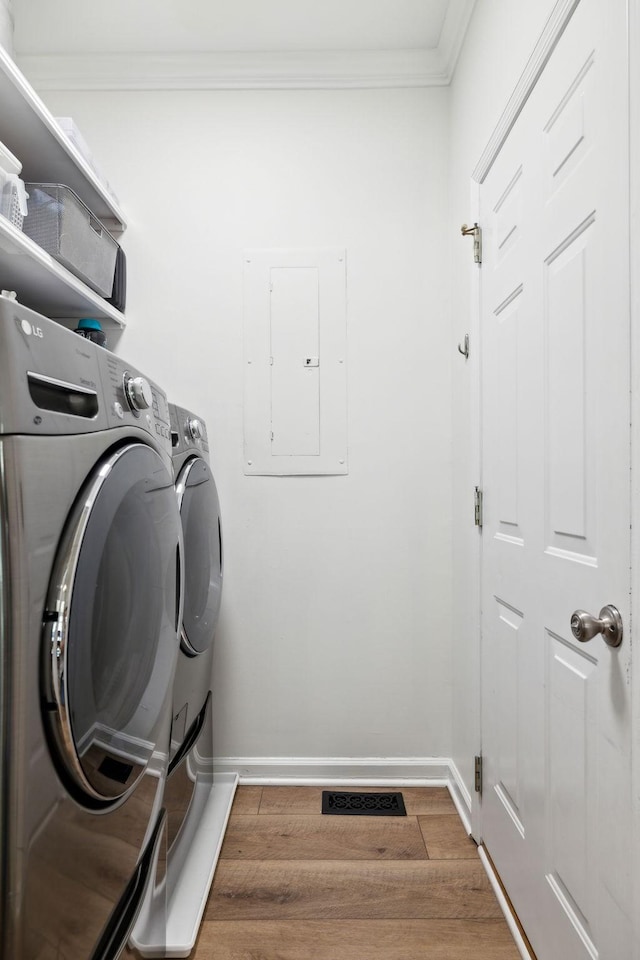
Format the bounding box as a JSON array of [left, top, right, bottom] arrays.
[[628, 0, 640, 953]]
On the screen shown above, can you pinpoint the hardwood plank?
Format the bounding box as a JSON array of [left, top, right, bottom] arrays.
[[220, 814, 428, 861], [229, 785, 262, 817], [193, 919, 521, 959], [257, 786, 322, 815], [24, 935, 59, 960], [388, 787, 456, 817], [257, 785, 456, 817], [205, 859, 502, 921], [418, 814, 478, 859]]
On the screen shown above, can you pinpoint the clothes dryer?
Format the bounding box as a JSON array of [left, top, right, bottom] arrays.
[[0, 295, 182, 960], [157, 404, 232, 957], [165, 405, 222, 807]]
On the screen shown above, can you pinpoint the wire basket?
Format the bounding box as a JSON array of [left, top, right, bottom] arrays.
[[23, 183, 118, 297]]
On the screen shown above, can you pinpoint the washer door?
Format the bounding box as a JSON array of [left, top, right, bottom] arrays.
[[176, 456, 223, 656], [42, 442, 182, 806]]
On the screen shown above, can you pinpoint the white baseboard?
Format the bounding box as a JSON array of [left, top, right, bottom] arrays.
[[478, 845, 533, 960], [447, 758, 473, 834], [213, 756, 451, 786]]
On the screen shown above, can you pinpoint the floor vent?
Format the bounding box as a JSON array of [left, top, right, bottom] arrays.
[[321, 791, 406, 817]]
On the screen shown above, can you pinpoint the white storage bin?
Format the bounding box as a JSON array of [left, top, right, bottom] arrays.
[[55, 117, 120, 206], [0, 139, 28, 230]]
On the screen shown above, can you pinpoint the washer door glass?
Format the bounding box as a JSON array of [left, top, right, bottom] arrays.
[[177, 456, 223, 656], [43, 442, 182, 805]]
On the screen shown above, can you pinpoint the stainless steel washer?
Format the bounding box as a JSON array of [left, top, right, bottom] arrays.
[[0, 295, 181, 960]]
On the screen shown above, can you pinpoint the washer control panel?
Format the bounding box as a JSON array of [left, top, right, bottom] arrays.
[[151, 385, 172, 446], [100, 353, 172, 453], [0, 295, 174, 445], [124, 375, 153, 412]]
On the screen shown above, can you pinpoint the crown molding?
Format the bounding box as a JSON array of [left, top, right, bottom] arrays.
[[15, 2, 476, 91], [438, 0, 476, 81], [16, 49, 448, 90]]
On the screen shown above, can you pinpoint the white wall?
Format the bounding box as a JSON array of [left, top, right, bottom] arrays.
[[449, 0, 558, 801], [37, 86, 453, 764], [0, 0, 13, 55]]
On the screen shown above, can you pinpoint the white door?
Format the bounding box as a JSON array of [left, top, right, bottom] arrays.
[[479, 0, 633, 957]]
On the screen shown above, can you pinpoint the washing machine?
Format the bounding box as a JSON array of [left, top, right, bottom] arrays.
[[0, 295, 182, 960]]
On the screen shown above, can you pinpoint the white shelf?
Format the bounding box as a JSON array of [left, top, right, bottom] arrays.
[[0, 217, 126, 327], [0, 48, 126, 328], [0, 46, 126, 232]]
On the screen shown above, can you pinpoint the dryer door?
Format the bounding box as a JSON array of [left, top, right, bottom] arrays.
[[176, 456, 223, 656], [42, 441, 182, 806]]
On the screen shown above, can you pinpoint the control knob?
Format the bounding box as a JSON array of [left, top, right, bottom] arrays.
[[188, 418, 204, 442], [124, 375, 153, 412]]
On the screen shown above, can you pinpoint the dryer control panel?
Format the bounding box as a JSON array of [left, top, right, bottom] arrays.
[[168, 403, 210, 458]]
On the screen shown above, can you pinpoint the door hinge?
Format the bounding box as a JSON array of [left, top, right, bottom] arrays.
[[461, 222, 482, 264], [474, 486, 483, 528], [474, 754, 483, 794]]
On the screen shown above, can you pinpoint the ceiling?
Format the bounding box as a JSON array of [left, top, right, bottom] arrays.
[[13, 0, 454, 55], [11, 0, 476, 90]]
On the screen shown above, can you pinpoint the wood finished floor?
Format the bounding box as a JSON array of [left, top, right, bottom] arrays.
[[191, 785, 521, 959]]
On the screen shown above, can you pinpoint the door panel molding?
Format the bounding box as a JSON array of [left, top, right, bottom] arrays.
[[473, 0, 582, 184]]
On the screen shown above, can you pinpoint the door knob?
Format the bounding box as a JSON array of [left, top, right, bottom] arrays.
[[570, 605, 623, 647]]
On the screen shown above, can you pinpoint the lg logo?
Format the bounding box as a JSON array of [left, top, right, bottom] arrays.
[[20, 319, 43, 339]]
